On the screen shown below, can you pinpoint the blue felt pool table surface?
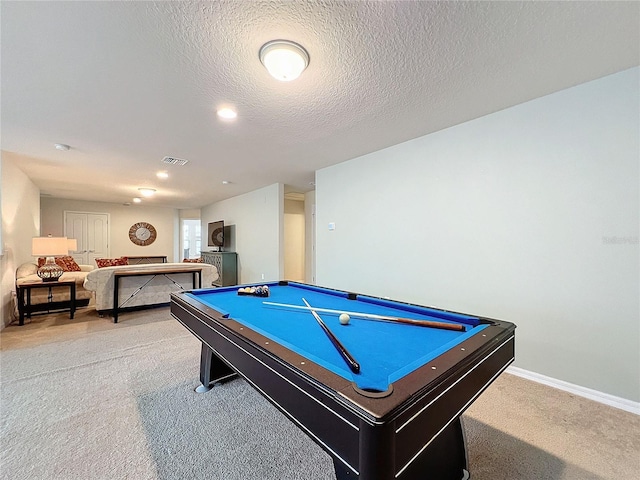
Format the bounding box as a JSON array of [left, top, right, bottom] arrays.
[[186, 282, 488, 392]]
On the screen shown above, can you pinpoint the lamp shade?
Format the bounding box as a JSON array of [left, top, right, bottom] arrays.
[[67, 238, 78, 252], [32, 237, 69, 256], [32, 237, 69, 282]]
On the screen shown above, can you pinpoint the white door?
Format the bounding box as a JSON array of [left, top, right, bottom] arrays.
[[65, 212, 109, 266]]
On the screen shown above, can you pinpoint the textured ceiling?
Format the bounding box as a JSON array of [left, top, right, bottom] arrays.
[[2, 1, 638, 209]]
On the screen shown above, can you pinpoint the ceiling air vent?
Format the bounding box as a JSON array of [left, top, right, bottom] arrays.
[[162, 156, 189, 166]]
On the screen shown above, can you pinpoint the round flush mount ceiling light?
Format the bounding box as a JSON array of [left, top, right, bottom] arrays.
[[259, 40, 309, 81], [138, 188, 156, 197], [54, 143, 70, 151], [156, 171, 169, 179], [133, 197, 142, 203], [217, 107, 237, 120]]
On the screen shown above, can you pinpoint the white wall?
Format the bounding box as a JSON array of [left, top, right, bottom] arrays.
[[0, 157, 41, 328], [201, 183, 283, 284], [179, 209, 200, 220], [40, 198, 179, 262], [304, 190, 316, 284], [316, 68, 639, 403]]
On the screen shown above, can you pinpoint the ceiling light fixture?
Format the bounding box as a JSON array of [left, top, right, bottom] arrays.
[[217, 107, 237, 120], [54, 143, 70, 151], [259, 40, 309, 81], [138, 188, 156, 197], [157, 171, 169, 179], [133, 197, 142, 203]]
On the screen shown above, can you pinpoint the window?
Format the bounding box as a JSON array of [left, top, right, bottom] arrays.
[[181, 219, 201, 259]]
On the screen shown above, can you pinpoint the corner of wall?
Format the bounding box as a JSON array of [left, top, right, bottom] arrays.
[[1, 156, 41, 329]]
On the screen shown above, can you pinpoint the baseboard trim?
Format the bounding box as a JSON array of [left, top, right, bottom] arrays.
[[506, 366, 640, 415]]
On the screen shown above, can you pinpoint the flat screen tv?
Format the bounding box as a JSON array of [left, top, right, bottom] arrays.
[[207, 220, 224, 250]]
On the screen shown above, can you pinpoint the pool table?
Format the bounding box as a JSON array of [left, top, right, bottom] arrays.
[[171, 281, 516, 480]]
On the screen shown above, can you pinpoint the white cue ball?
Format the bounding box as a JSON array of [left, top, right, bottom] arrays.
[[339, 313, 350, 325]]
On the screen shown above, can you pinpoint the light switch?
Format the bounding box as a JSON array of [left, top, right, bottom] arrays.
[[328, 222, 336, 231]]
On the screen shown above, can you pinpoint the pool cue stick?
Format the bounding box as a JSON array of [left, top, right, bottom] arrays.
[[263, 301, 466, 332], [301, 298, 360, 374]]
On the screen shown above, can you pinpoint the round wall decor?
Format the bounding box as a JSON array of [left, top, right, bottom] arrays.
[[129, 221, 157, 246], [211, 226, 224, 246]]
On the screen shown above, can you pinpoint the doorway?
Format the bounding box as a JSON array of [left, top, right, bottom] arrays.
[[181, 219, 201, 260], [64, 211, 110, 266], [284, 194, 306, 282]]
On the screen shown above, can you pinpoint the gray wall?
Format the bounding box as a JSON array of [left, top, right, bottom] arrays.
[[201, 183, 283, 284], [315, 68, 639, 402]]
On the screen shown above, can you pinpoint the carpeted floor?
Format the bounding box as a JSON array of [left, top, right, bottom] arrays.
[[1, 306, 638, 479]]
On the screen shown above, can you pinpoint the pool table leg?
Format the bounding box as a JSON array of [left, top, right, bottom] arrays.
[[195, 343, 238, 393], [333, 460, 356, 479], [330, 416, 468, 480], [398, 417, 469, 480]]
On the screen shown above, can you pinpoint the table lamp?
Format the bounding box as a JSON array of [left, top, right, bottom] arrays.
[[32, 236, 69, 282], [67, 238, 78, 252]]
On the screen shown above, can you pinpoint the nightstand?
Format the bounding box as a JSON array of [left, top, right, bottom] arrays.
[[16, 280, 76, 326]]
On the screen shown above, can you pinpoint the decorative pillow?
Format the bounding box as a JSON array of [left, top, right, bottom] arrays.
[[37, 256, 81, 272], [183, 258, 204, 263], [95, 257, 129, 268], [94, 258, 109, 268], [58, 256, 81, 272]]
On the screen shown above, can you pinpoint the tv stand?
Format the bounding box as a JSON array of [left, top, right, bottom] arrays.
[[201, 251, 237, 287]]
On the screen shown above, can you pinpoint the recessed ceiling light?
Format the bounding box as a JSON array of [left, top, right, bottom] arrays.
[[259, 40, 309, 81], [157, 171, 169, 179], [217, 108, 237, 120], [138, 188, 156, 197], [54, 143, 70, 151], [133, 197, 142, 203]]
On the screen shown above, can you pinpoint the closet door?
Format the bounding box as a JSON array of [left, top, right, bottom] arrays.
[[64, 212, 109, 266]]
